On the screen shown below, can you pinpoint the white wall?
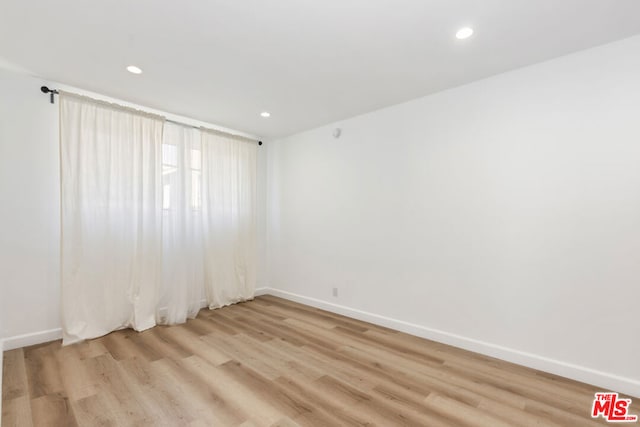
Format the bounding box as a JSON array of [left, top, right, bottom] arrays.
[[0, 69, 61, 341], [267, 35, 640, 396], [0, 67, 269, 345]]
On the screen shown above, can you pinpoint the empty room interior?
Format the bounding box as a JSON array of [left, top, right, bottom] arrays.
[[1, 1, 640, 426]]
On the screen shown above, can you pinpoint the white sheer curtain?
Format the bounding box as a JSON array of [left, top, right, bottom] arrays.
[[160, 123, 206, 324], [60, 92, 164, 345], [60, 94, 258, 343], [202, 130, 257, 308]]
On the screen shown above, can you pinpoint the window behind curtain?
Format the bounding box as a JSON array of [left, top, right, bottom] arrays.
[[162, 136, 202, 211], [160, 123, 206, 324]]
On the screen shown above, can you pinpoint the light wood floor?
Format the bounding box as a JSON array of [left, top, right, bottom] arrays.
[[2, 295, 638, 426]]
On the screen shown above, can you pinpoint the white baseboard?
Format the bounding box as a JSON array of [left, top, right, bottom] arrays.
[[2, 328, 63, 351], [263, 287, 640, 398], [254, 286, 269, 296]]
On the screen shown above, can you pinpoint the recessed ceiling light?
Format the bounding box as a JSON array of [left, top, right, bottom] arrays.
[[456, 27, 474, 40], [260, 111, 271, 118], [126, 65, 143, 74]]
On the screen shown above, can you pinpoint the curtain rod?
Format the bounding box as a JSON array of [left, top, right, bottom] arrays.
[[40, 86, 263, 146]]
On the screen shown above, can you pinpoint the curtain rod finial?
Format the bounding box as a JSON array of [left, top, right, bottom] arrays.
[[40, 86, 58, 103]]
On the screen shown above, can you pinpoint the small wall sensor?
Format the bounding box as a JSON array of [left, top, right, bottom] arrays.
[[333, 128, 342, 138]]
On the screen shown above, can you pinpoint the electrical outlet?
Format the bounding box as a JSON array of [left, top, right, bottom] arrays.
[[332, 287, 338, 297]]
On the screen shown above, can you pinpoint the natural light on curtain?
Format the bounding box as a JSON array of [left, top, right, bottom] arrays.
[[60, 92, 257, 344], [160, 123, 206, 324], [201, 129, 257, 308], [60, 93, 164, 344]]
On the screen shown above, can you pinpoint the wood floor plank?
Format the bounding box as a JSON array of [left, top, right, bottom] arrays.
[[149, 358, 237, 426], [1, 395, 33, 427], [2, 349, 29, 400], [219, 360, 318, 422], [135, 327, 193, 361], [69, 339, 110, 360], [232, 335, 325, 384], [199, 334, 283, 381], [338, 343, 532, 409], [30, 392, 78, 427], [269, 417, 302, 427], [54, 344, 100, 402], [81, 353, 159, 426], [369, 383, 457, 427], [3, 295, 632, 426], [230, 301, 289, 323], [159, 325, 231, 366], [176, 355, 281, 426], [71, 393, 119, 427], [98, 330, 145, 362], [274, 375, 374, 426], [423, 393, 513, 427], [207, 310, 275, 342], [23, 343, 64, 399]]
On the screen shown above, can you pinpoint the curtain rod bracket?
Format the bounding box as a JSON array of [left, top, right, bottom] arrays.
[[41, 86, 59, 104]]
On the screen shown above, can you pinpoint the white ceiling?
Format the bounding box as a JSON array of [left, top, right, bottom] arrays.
[[1, 1, 639, 138]]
